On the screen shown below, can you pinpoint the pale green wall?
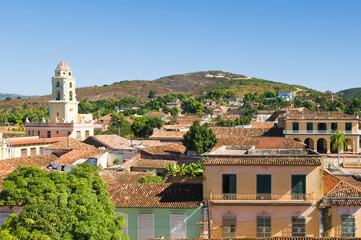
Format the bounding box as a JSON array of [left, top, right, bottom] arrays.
[[115, 206, 202, 240]]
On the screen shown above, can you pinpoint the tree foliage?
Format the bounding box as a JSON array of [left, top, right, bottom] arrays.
[[137, 174, 165, 184], [163, 161, 203, 179], [0, 164, 128, 240], [182, 121, 218, 155], [131, 117, 163, 138]]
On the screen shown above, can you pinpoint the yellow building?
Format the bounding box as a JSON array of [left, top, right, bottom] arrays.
[[203, 141, 324, 238], [25, 61, 94, 140], [278, 108, 360, 154]]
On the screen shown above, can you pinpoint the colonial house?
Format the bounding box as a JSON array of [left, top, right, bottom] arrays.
[[278, 108, 360, 154], [0, 136, 66, 160], [108, 183, 203, 240], [25, 60, 95, 140], [278, 91, 297, 101], [202, 139, 323, 238]]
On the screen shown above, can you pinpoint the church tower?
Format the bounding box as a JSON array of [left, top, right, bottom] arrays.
[[49, 60, 78, 123]]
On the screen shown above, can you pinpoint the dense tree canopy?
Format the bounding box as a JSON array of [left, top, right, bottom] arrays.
[[182, 121, 218, 155], [131, 117, 163, 138], [0, 164, 128, 240]]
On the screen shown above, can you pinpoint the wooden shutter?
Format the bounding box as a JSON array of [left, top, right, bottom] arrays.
[[292, 175, 306, 199], [222, 216, 236, 238], [307, 123, 313, 131], [257, 175, 271, 194], [257, 216, 271, 237], [138, 213, 154, 240], [222, 174, 237, 194], [292, 216, 306, 236], [170, 213, 186, 239], [342, 215, 355, 237]]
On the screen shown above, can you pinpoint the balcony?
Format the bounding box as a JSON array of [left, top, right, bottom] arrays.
[[283, 130, 360, 135], [210, 193, 315, 206]]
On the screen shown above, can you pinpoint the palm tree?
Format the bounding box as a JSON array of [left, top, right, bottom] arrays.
[[331, 130, 347, 166]]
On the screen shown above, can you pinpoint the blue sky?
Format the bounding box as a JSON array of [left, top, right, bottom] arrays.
[[0, 0, 360, 95]]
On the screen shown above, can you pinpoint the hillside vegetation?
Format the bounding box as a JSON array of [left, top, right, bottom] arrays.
[[0, 71, 320, 109], [0, 93, 35, 100], [337, 88, 361, 99]]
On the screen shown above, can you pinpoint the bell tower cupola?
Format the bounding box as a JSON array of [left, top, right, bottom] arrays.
[[49, 60, 78, 123]]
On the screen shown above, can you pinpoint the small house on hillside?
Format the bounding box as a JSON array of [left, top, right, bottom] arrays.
[[144, 112, 167, 120]]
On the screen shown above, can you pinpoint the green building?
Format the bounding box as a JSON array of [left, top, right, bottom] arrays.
[[109, 183, 203, 240]]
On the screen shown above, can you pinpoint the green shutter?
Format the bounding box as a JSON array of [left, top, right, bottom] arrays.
[[346, 123, 352, 131], [257, 216, 271, 237], [223, 174, 237, 194], [292, 175, 306, 199], [292, 123, 299, 131], [331, 123, 338, 130], [306, 123, 313, 131], [342, 215, 355, 237], [257, 175, 271, 194]]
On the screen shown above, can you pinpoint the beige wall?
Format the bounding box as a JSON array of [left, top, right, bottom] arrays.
[[26, 126, 94, 141], [203, 165, 323, 200], [327, 206, 361, 237], [284, 120, 359, 132], [210, 205, 320, 238]]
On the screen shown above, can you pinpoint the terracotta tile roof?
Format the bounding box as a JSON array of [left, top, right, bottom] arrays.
[[84, 135, 134, 151], [108, 183, 202, 208], [141, 143, 186, 156], [97, 113, 112, 121], [149, 130, 186, 140], [44, 138, 96, 150], [323, 170, 361, 205], [100, 171, 154, 185], [203, 156, 321, 166], [54, 149, 107, 166], [9, 137, 67, 146], [131, 159, 177, 169], [163, 125, 190, 130], [283, 109, 359, 120], [250, 122, 276, 129], [1, 153, 58, 170], [210, 127, 283, 147], [144, 112, 167, 116]]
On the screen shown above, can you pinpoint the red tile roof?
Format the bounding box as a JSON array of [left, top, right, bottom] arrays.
[[100, 171, 154, 185], [131, 159, 177, 169], [108, 183, 202, 208], [145, 112, 167, 116], [149, 130, 186, 140], [84, 135, 134, 151], [141, 143, 186, 156], [9, 137, 67, 146], [44, 138, 95, 150], [54, 149, 106, 166], [1, 153, 58, 172], [324, 169, 361, 205]]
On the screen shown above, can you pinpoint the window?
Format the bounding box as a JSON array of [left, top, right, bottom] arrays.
[[257, 175, 271, 200], [0, 213, 11, 227], [76, 131, 81, 139], [68, 72, 71, 76], [85, 130, 90, 138], [331, 123, 338, 131], [342, 215, 355, 237], [70, 82, 72, 88], [346, 123, 352, 133], [292, 217, 306, 236], [56, 91, 60, 100], [222, 174, 236, 199], [68, 131, 71, 136], [306, 123, 313, 132], [56, 81, 60, 88], [222, 216, 236, 238], [47, 131, 51, 138], [57, 71, 60, 76], [170, 213, 186, 239], [37, 131, 40, 136], [21, 149, 27, 157], [318, 123, 327, 131], [30, 148, 36, 156], [257, 216, 271, 237], [115, 212, 128, 234], [32, 131, 34, 136], [138, 213, 154, 240], [292, 175, 306, 200], [69, 91, 73, 101], [292, 122, 299, 133], [39, 147, 43, 154], [57, 112, 59, 117]]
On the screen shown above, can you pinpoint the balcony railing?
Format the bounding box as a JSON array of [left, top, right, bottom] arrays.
[[284, 130, 359, 135], [211, 193, 314, 203]]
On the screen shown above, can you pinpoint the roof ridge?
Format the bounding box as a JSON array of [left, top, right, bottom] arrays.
[[324, 170, 361, 196]]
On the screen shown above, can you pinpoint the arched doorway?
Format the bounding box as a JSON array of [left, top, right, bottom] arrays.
[[294, 138, 301, 142], [330, 138, 338, 154], [345, 138, 354, 153], [317, 138, 327, 153], [305, 138, 314, 150]]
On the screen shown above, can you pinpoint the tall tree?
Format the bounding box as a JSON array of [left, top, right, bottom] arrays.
[[182, 121, 218, 155], [0, 164, 128, 240], [331, 130, 347, 166]]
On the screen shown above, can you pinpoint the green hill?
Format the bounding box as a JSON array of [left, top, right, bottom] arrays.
[[0, 71, 321, 109], [337, 88, 361, 99]]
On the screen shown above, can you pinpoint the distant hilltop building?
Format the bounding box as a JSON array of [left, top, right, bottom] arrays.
[[25, 60, 94, 140], [278, 91, 296, 101], [325, 90, 334, 101]]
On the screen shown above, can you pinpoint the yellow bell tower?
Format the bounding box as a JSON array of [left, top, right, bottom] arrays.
[[49, 60, 78, 123]]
